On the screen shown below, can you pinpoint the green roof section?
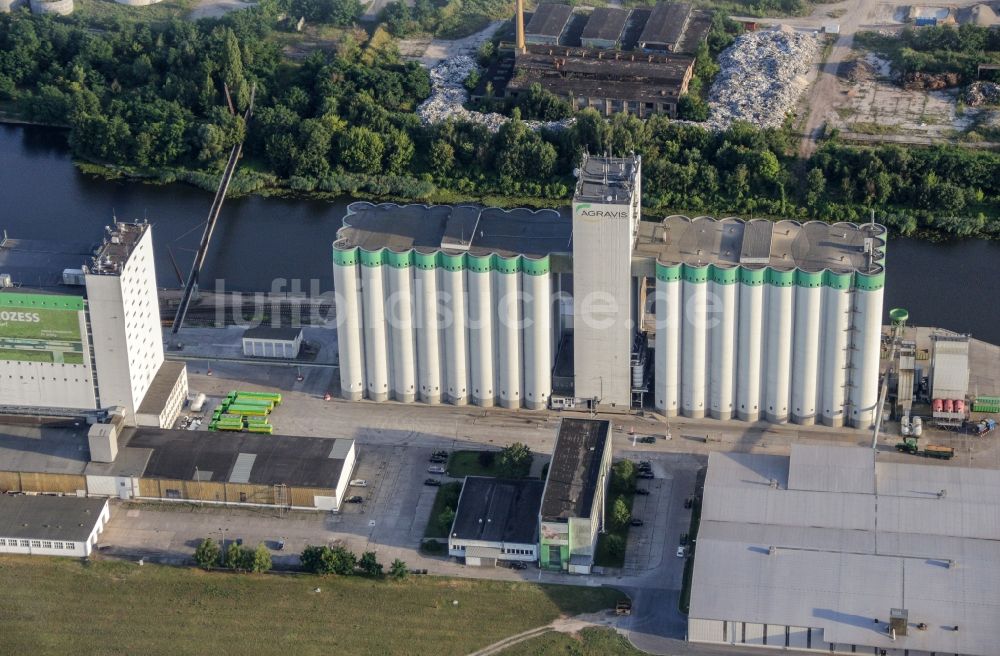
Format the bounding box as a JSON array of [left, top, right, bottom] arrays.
[[655, 262, 681, 283], [0, 293, 84, 311], [854, 270, 886, 291], [767, 269, 795, 287], [521, 256, 550, 276], [682, 264, 709, 284], [710, 265, 738, 285], [823, 270, 852, 290], [332, 246, 358, 267], [794, 270, 823, 288], [739, 267, 766, 286]]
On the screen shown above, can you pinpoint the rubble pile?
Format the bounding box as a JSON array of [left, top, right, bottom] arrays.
[[416, 56, 572, 133], [963, 81, 1000, 106], [841, 58, 875, 84], [902, 71, 962, 91], [708, 29, 820, 130]]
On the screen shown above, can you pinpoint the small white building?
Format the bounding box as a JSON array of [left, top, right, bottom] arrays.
[[448, 476, 545, 566], [242, 326, 303, 360], [0, 495, 109, 557]]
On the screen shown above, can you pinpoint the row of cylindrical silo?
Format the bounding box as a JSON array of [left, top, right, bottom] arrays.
[[653, 261, 886, 428], [332, 246, 554, 410]]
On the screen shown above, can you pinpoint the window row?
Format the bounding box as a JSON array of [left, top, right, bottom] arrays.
[[0, 538, 75, 549]]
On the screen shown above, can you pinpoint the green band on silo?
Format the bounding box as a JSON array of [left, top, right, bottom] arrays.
[[656, 262, 681, 283], [413, 251, 437, 270], [682, 264, 709, 284], [359, 248, 384, 267], [739, 267, 766, 286], [767, 268, 794, 287], [467, 254, 492, 273], [823, 270, 852, 290], [521, 256, 550, 276], [439, 252, 465, 272], [493, 255, 520, 275], [854, 270, 885, 291], [710, 265, 738, 285], [385, 250, 413, 269], [794, 270, 823, 288], [333, 246, 358, 267]]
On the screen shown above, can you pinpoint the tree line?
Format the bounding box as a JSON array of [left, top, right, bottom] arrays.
[[0, 9, 997, 240]]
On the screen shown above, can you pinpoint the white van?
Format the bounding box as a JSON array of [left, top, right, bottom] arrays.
[[427, 465, 446, 475]]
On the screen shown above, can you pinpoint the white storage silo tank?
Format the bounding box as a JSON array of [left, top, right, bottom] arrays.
[[467, 255, 495, 407], [821, 271, 852, 426], [494, 256, 522, 409], [791, 271, 823, 425], [764, 269, 794, 423], [849, 270, 886, 428], [709, 265, 738, 420], [385, 251, 417, 403], [332, 246, 365, 401], [655, 262, 681, 417], [522, 257, 552, 410], [414, 252, 443, 405], [736, 267, 765, 421], [440, 253, 469, 405], [359, 249, 390, 402], [681, 264, 709, 418]]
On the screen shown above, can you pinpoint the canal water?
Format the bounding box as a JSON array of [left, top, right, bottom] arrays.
[[2, 124, 999, 344]]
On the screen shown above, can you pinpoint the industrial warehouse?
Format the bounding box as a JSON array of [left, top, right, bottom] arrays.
[[689, 444, 1000, 656], [0, 222, 187, 427], [332, 153, 886, 427], [475, 2, 710, 118]]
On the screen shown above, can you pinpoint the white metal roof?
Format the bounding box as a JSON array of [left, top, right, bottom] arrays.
[[690, 446, 1000, 656], [931, 335, 970, 399]]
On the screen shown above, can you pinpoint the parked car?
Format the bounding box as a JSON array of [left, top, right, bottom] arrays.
[[638, 471, 655, 479], [634, 488, 650, 496], [428, 465, 446, 474], [630, 518, 644, 527], [684, 497, 693, 509], [432, 450, 448, 458], [428, 456, 447, 463], [346, 495, 364, 504], [680, 533, 689, 546], [508, 561, 528, 570], [424, 478, 442, 486], [349, 479, 368, 487], [676, 546, 686, 558], [637, 461, 652, 470], [639, 436, 656, 444], [276, 540, 285, 551]]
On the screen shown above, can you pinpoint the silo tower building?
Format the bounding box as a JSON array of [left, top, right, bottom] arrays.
[[332, 154, 886, 429]]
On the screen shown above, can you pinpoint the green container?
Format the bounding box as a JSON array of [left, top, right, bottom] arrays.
[[235, 391, 282, 405], [233, 397, 273, 409], [247, 424, 273, 434], [226, 405, 269, 416]]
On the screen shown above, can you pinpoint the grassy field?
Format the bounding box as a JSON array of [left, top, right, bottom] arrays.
[[72, 0, 197, 25], [0, 556, 621, 656], [594, 491, 635, 569], [424, 480, 463, 538], [498, 627, 644, 655], [446, 450, 503, 478]]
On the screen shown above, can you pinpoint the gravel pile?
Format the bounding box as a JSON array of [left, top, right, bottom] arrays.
[[416, 56, 572, 133], [964, 81, 1000, 107], [707, 29, 820, 130]]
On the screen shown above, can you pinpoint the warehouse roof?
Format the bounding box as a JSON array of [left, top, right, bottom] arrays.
[[0, 496, 107, 542], [525, 3, 574, 38], [634, 215, 887, 274], [581, 7, 631, 43], [450, 476, 544, 544], [0, 236, 93, 293], [335, 202, 572, 258], [541, 418, 610, 520], [638, 2, 692, 49], [690, 445, 1000, 656]]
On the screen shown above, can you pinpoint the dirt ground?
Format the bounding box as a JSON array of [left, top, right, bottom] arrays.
[[188, 0, 253, 20]]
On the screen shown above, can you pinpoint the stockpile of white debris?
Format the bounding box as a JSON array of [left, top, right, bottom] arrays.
[[416, 55, 573, 133], [708, 28, 820, 129]]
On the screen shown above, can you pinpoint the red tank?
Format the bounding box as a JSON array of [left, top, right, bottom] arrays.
[[943, 399, 954, 413], [932, 399, 943, 412], [954, 399, 965, 413]]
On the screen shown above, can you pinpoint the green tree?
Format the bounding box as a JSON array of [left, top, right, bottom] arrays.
[[193, 538, 220, 569], [611, 460, 636, 494], [438, 507, 456, 533], [382, 127, 414, 174], [328, 546, 358, 575], [805, 167, 826, 209], [477, 450, 496, 469], [249, 543, 272, 573], [224, 542, 242, 570], [677, 94, 709, 121], [603, 533, 626, 559], [359, 551, 383, 577], [498, 442, 533, 478], [339, 126, 384, 174], [389, 558, 409, 580], [610, 496, 631, 531]]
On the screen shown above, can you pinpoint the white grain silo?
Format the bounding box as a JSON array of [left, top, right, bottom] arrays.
[[414, 253, 443, 404], [821, 271, 852, 426], [736, 267, 765, 421], [654, 262, 681, 416], [385, 252, 417, 403], [849, 270, 886, 428], [791, 271, 823, 425], [764, 270, 793, 423], [709, 266, 737, 420], [440, 253, 469, 405], [467, 255, 496, 407], [495, 256, 522, 409], [522, 257, 552, 410], [359, 250, 390, 402], [681, 264, 709, 418], [332, 246, 365, 401]]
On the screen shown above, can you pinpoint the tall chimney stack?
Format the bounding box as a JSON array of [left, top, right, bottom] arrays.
[[515, 0, 526, 53]]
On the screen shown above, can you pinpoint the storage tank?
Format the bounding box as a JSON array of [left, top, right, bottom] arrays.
[[190, 392, 207, 413], [360, 250, 390, 402], [820, 273, 852, 426], [414, 253, 442, 404], [848, 270, 885, 428], [764, 270, 794, 423], [333, 248, 365, 401], [386, 252, 417, 403], [932, 398, 943, 413], [440, 254, 469, 405], [912, 416, 923, 437], [709, 266, 737, 420], [791, 271, 823, 425], [681, 264, 708, 418], [736, 267, 765, 421], [943, 399, 954, 413], [522, 257, 552, 410], [494, 257, 522, 409], [655, 262, 681, 416], [954, 399, 965, 414], [467, 255, 495, 407]]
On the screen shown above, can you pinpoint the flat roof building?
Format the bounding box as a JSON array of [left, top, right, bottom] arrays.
[[638, 2, 692, 51], [580, 7, 632, 49], [0, 495, 110, 557], [689, 445, 1000, 655], [525, 3, 574, 45], [448, 476, 545, 566], [242, 326, 303, 360], [539, 418, 612, 574]]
